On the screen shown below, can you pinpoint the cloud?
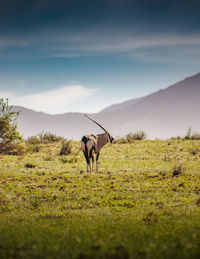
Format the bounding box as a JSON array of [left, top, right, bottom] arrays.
[[0, 36, 29, 48], [58, 33, 200, 53], [46, 33, 200, 64], [1, 21, 200, 64], [0, 85, 97, 114], [128, 44, 200, 64], [1, 23, 200, 51]]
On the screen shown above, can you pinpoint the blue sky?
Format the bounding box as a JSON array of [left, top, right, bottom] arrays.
[[0, 0, 200, 114]]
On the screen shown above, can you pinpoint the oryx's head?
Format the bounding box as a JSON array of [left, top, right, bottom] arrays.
[[84, 114, 116, 144], [107, 133, 116, 144]]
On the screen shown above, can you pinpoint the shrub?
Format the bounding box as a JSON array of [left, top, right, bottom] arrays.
[[25, 163, 36, 168], [38, 132, 64, 143], [117, 131, 147, 144], [184, 127, 200, 140], [0, 99, 23, 155], [26, 136, 41, 145], [31, 144, 41, 153], [190, 148, 200, 155], [196, 198, 200, 206], [43, 153, 55, 161], [172, 164, 185, 177], [26, 132, 64, 145], [25, 142, 41, 153], [60, 156, 77, 163], [190, 132, 200, 140], [126, 131, 147, 142], [116, 136, 127, 144], [0, 98, 22, 144], [170, 136, 182, 140], [0, 142, 25, 155], [184, 127, 192, 140], [59, 139, 72, 156]]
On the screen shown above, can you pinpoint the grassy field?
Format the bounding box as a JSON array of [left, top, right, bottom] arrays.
[[1, 139, 200, 258]]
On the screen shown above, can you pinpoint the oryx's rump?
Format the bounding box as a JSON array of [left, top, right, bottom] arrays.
[[81, 135, 98, 172], [81, 135, 97, 153]]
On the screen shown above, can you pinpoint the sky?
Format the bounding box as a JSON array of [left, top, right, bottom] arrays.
[[0, 0, 200, 114]]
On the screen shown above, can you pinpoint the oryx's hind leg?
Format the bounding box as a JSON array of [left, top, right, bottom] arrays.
[[83, 151, 90, 172], [91, 155, 94, 171], [81, 137, 89, 172], [96, 152, 100, 172], [81, 136, 92, 172], [87, 155, 92, 172], [89, 147, 95, 172]]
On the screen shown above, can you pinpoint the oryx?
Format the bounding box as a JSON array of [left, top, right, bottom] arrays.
[[81, 114, 116, 172]]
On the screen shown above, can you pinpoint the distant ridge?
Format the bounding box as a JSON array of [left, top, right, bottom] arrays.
[[99, 97, 144, 114], [14, 73, 200, 139]]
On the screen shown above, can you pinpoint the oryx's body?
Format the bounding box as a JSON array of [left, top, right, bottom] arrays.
[[81, 115, 116, 172]]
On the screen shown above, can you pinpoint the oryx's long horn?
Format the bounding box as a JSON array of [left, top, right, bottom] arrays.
[[84, 114, 108, 133]]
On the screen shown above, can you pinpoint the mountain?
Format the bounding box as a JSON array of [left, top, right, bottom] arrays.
[[99, 97, 144, 114], [13, 107, 101, 140], [13, 73, 200, 139]]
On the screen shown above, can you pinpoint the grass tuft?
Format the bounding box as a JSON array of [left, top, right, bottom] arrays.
[[25, 162, 36, 168], [59, 139, 72, 155], [172, 164, 185, 177]]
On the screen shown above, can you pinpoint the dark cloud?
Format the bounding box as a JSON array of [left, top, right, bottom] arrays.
[[0, 0, 200, 61], [1, 0, 200, 35], [0, 0, 108, 33]]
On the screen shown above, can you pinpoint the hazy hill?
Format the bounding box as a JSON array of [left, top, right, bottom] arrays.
[[99, 97, 144, 114], [13, 107, 101, 140], [13, 73, 200, 139]]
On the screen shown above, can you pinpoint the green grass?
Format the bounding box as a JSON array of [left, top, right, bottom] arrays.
[[1, 140, 200, 258]]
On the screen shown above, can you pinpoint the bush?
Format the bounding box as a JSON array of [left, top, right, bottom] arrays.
[[190, 148, 200, 155], [172, 164, 185, 177], [117, 131, 147, 144], [26, 132, 64, 144], [184, 127, 200, 140], [0, 99, 23, 155], [0, 98, 22, 144], [26, 144, 41, 153], [116, 136, 127, 144], [25, 163, 36, 168], [38, 132, 64, 143], [31, 144, 41, 153], [0, 142, 25, 155], [126, 131, 147, 142], [26, 136, 41, 145], [191, 133, 200, 140], [60, 156, 77, 163], [59, 139, 72, 156]]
